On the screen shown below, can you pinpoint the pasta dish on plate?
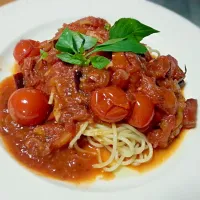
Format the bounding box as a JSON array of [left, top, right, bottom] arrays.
[[0, 16, 197, 183]]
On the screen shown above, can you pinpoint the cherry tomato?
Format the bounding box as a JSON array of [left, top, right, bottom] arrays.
[[128, 93, 154, 128], [91, 86, 130, 123], [13, 40, 40, 64], [8, 88, 51, 126]]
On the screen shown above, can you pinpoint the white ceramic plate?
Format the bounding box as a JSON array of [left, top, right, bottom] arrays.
[[0, 0, 200, 199]]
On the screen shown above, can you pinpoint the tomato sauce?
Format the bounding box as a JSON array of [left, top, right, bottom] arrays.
[[0, 76, 111, 183], [0, 76, 186, 183]]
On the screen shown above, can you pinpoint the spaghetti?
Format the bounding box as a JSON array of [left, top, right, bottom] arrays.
[[69, 122, 153, 172]]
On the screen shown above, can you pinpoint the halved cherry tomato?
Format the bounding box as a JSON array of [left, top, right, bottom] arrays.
[[91, 86, 130, 123], [13, 40, 40, 64], [128, 93, 154, 128], [8, 88, 51, 126]]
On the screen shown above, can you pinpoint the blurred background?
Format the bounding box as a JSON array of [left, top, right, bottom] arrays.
[[148, 0, 200, 26], [0, 0, 200, 27]]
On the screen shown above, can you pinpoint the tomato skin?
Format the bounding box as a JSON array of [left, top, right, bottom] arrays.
[[128, 93, 154, 128], [13, 40, 40, 63], [8, 88, 51, 126], [91, 86, 130, 123]]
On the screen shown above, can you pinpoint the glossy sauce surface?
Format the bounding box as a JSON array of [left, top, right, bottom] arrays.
[[0, 76, 186, 183]]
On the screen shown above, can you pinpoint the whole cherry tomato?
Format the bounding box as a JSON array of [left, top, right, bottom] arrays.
[[91, 86, 130, 123], [13, 40, 40, 64], [8, 88, 51, 126], [128, 93, 154, 128]]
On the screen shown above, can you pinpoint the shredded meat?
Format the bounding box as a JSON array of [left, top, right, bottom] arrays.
[[146, 56, 171, 79], [147, 115, 176, 148], [139, 74, 178, 115], [80, 66, 110, 92], [145, 55, 185, 82]]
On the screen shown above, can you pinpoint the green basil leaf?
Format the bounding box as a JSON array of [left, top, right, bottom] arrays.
[[55, 28, 77, 53], [56, 27, 97, 54], [40, 49, 48, 60], [86, 38, 125, 56], [81, 34, 97, 50], [72, 32, 97, 51], [97, 38, 125, 46], [92, 36, 147, 54], [57, 53, 86, 65], [90, 56, 110, 69], [76, 33, 85, 54], [110, 18, 159, 41]]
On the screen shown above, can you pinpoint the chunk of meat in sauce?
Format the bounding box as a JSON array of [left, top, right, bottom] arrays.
[[167, 55, 185, 82], [111, 52, 144, 74], [157, 78, 180, 93], [125, 52, 145, 73], [86, 30, 109, 43], [139, 74, 178, 115], [145, 55, 185, 82], [25, 123, 75, 157], [33, 123, 73, 150], [25, 137, 50, 157], [45, 62, 80, 95], [21, 57, 49, 93], [45, 48, 60, 66], [80, 66, 110, 92], [54, 16, 109, 41], [183, 99, 198, 129], [45, 62, 90, 122], [146, 56, 171, 79], [126, 72, 141, 102], [147, 115, 176, 148], [111, 69, 129, 89], [59, 104, 90, 123]]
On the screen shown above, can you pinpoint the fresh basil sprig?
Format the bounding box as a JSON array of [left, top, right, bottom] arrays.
[[109, 18, 159, 41], [55, 28, 109, 69], [55, 18, 159, 69]]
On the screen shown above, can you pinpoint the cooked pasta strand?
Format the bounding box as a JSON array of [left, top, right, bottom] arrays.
[[69, 122, 153, 172]]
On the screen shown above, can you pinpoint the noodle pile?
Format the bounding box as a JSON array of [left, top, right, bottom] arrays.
[[69, 122, 153, 172]]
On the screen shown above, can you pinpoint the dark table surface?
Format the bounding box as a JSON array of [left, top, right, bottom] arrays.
[[148, 0, 200, 27]]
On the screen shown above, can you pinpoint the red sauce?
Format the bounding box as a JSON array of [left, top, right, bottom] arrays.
[[0, 75, 186, 184], [0, 76, 113, 183]]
